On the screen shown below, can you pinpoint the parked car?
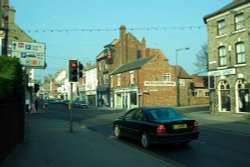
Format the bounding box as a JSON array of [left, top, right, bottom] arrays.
[[113, 106, 199, 148], [73, 100, 88, 108]]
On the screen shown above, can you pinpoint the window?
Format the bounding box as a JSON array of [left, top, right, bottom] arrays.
[[205, 92, 209, 97], [235, 13, 244, 31], [217, 19, 225, 36], [163, 73, 171, 81], [236, 42, 245, 64], [130, 71, 135, 84], [103, 74, 109, 84], [133, 110, 146, 121], [98, 62, 102, 71], [178, 79, 185, 86], [110, 76, 113, 87], [218, 46, 227, 66], [130, 92, 137, 105], [117, 74, 121, 86], [137, 50, 142, 59], [192, 91, 198, 97]]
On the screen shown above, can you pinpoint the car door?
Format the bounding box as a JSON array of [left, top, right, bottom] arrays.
[[127, 109, 148, 139], [119, 109, 136, 137]]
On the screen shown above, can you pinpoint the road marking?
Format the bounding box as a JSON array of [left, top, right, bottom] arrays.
[[193, 140, 206, 144], [200, 127, 250, 137]]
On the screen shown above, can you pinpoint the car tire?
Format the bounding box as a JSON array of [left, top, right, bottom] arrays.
[[114, 124, 122, 138], [141, 132, 150, 149]]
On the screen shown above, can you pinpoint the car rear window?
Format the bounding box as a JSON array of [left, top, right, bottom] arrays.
[[148, 108, 181, 120]]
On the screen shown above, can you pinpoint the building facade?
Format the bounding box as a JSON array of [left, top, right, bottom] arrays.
[[204, 0, 250, 114], [96, 25, 192, 109]]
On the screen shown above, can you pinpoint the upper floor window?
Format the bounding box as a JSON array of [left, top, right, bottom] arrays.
[[110, 76, 113, 88], [117, 74, 121, 86], [98, 62, 102, 71], [217, 19, 225, 36], [235, 13, 244, 31], [103, 74, 109, 84], [130, 71, 135, 84], [137, 50, 142, 59], [236, 42, 245, 64], [218, 46, 227, 66], [163, 73, 171, 81]]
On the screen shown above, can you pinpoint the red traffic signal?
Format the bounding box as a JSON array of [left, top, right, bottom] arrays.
[[68, 60, 78, 82], [71, 62, 77, 68]]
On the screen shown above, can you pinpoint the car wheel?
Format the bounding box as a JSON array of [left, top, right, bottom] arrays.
[[141, 132, 150, 149], [114, 124, 122, 138]]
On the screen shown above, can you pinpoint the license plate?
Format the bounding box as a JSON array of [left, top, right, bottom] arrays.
[[173, 124, 187, 129]]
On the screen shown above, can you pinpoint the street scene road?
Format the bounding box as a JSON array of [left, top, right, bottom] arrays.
[[1, 104, 250, 167]]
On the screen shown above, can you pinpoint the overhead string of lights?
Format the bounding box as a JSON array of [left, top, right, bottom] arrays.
[[8, 25, 207, 34]]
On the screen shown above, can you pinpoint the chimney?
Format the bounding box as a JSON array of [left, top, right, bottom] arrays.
[[8, 6, 15, 24], [119, 25, 126, 64]]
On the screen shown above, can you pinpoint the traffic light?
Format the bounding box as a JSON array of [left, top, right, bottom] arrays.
[[78, 62, 83, 78], [68, 59, 78, 82]]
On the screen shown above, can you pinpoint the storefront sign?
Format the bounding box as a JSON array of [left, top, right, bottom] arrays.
[[208, 68, 236, 76], [144, 81, 176, 86]]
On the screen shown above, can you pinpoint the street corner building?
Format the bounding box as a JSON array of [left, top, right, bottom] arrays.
[[96, 25, 195, 109], [204, 0, 250, 114]]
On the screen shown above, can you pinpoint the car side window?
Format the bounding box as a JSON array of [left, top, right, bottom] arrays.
[[124, 109, 136, 120], [133, 110, 147, 122]]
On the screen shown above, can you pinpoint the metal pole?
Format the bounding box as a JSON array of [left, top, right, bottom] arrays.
[[175, 47, 189, 107], [175, 50, 179, 107], [69, 83, 73, 132]]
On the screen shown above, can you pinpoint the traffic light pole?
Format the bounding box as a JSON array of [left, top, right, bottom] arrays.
[[69, 82, 73, 132]]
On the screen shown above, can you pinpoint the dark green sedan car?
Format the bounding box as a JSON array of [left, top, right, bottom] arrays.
[[113, 106, 199, 148]]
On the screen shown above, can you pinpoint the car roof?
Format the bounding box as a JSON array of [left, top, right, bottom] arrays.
[[133, 106, 176, 111]]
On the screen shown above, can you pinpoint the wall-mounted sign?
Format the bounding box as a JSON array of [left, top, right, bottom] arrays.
[[208, 68, 236, 76], [11, 41, 46, 69], [144, 81, 176, 86]]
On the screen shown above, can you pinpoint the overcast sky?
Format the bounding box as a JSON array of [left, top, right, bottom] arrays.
[[10, 0, 232, 79]]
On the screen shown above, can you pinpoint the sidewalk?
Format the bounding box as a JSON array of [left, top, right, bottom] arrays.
[[0, 115, 173, 167], [185, 110, 250, 135]]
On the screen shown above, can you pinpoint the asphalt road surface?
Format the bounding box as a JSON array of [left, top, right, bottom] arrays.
[[34, 104, 250, 167]]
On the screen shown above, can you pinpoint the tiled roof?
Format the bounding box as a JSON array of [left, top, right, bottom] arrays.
[[204, 0, 250, 23], [110, 56, 155, 75]]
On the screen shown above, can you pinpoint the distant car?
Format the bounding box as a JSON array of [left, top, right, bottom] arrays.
[[73, 100, 88, 108], [113, 106, 199, 148]]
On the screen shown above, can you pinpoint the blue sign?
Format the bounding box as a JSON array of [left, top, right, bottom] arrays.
[[21, 53, 27, 58], [25, 44, 31, 50]]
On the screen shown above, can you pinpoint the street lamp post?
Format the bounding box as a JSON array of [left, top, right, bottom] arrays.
[[176, 47, 189, 107]]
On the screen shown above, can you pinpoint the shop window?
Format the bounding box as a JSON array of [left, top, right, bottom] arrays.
[[218, 80, 231, 112], [236, 79, 249, 113], [130, 92, 137, 105]]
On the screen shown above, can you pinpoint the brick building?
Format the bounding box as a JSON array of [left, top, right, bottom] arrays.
[[96, 25, 192, 109], [204, 0, 250, 114]]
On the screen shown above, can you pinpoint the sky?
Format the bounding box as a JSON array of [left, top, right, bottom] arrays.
[[9, 0, 233, 80]]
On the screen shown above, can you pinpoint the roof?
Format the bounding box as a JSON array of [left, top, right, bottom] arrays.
[[110, 55, 155, 75], [204, 0, 250, 23], [173, 65, 192, 79], [146, 48, 168, 61], [192, 74, 206, 88]]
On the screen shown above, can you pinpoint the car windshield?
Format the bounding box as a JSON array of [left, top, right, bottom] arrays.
[[148, 108, 182, 120]]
